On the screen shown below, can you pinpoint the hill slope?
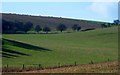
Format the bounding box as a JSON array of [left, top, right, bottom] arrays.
[[2, 13, 104, 30], [2, 26, 118, 68]]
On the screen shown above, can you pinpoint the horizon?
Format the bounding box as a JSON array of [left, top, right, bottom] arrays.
[[2, 2, 118, 23]]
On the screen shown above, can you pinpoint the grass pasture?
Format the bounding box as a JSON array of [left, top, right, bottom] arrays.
[[2, 27, 118, 68]]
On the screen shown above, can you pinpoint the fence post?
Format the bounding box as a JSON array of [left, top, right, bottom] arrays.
[[6, 64, 8, 68], [6, 64, 8, 72], [22, 64, 25, 70], [108, 59, 110, 61], [58, 63, 60, 68], [74, 61, 77, 66], [91, 60, 94, 64], [38, 64, 41, 70]]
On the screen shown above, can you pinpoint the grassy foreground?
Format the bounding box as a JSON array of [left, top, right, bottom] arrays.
[[2, 26, 118, 68]]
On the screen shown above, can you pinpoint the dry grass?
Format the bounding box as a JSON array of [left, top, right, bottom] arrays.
[[23, 61, 118, 73]]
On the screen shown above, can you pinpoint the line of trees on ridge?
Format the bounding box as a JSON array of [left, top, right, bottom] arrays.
[[2, 19, 113, 34]]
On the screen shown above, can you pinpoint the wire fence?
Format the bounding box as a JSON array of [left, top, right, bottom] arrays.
[[2, 59, 110, 72]]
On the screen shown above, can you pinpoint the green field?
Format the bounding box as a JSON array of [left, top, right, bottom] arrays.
[[2, 27, 118, 67]]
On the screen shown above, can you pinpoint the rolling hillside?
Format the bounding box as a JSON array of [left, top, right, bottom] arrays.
[[2, 26, 118, 68], [2, 13, 105, 30]]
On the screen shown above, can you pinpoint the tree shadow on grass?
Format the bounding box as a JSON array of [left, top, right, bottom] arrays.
[[3, 38, 51, 51], [2, 55, 11, 58], [2, 48, 31, 58], [2, 48, 30, 56], [2, 52, 19, 58], [2, 38, 52, 58]]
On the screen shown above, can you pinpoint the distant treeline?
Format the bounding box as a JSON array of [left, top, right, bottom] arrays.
[[2, 19, 117, 34]]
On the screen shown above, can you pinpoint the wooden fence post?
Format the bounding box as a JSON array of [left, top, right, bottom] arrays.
[[74, 61, 77, 66], [22, 64, 25, 70], [91, 60, 94, 64], [38, 64, 41, 70], [6, 64, 8, 69], [6, 64, 8, 72], [108, 59, 110, 61], [58, 63, 60, 68]]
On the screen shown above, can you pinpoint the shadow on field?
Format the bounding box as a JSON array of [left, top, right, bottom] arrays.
[[2, 48, 30, 58], [2, 52, 19, 58], [3, 48, 30, 56], [2, 38, 52, 58], [3, 38, 51, 51]]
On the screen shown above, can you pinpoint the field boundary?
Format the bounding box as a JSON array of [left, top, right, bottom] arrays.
[[2, 61, 118, 73]]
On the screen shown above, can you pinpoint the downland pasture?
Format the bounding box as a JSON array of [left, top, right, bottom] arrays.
[[2, 26, 118, 72]]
